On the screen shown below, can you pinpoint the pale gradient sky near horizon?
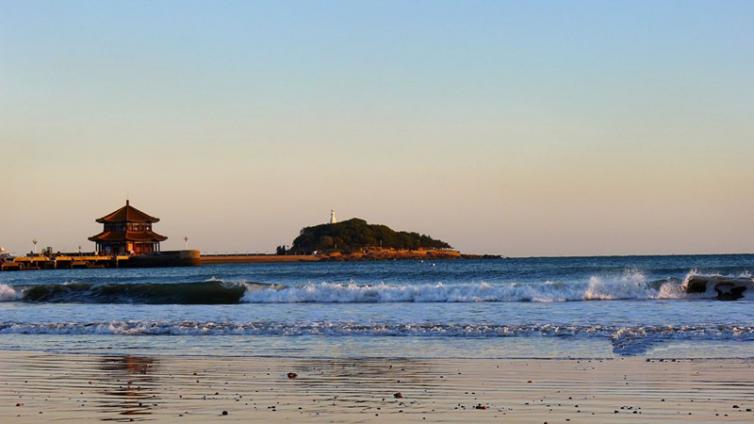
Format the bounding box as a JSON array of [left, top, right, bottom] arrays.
[[1, 0, 753, 256]]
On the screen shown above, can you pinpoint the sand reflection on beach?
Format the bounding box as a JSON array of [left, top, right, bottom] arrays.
[[2, 352, 754, 422], [97, 356, 158, 422]]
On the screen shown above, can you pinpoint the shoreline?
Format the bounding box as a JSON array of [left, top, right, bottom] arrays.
[[2, 351, 753, 422]]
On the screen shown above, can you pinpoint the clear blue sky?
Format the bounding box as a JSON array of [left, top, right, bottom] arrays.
[[1, 1, 753, 255]]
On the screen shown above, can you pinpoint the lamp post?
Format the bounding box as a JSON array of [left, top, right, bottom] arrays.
[[184, 236, 189, 250], [32, 239, 38, 256]]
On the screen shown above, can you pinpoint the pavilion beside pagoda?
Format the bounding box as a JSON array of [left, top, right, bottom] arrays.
[[88, 200, 168, 255]]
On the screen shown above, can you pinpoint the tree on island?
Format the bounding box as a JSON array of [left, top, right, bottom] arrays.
[[289, 218, 451, 254]]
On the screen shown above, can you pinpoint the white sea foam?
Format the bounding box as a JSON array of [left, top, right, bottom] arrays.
[[0, 320, 749, 338], [242, 272, 695, 303], [0, 284, 19, 302], [0, 271, 741, 304], [1, 320, 753, 355]]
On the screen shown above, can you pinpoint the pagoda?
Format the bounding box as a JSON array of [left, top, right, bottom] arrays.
[[89, 200, 168, 255]]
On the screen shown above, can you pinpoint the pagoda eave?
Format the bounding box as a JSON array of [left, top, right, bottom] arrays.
[[89, 231, 168, 243]]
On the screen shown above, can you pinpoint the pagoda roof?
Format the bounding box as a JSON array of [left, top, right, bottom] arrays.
[[88, 230, 168, 243], [96, 200, 160, 224]]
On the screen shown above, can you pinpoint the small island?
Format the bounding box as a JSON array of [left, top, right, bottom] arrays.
[[287, 218, 461, 261], [201, 216, 501, 264]]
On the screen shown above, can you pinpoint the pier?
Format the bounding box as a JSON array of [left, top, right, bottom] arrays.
[[1, 255, 130, 271], [0, 201, 201, 271], [1, 250, 200, 271]]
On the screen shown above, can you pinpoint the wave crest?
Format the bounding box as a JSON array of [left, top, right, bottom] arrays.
[[243, 273, 690, 303], [0, 284, 19, 302], [1, 271, 744, 304], [17, 281, 251, 304]]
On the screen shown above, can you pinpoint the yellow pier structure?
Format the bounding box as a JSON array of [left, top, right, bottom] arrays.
[[2, 255, 131, 271]]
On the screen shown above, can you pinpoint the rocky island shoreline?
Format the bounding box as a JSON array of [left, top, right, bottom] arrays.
[[203, 217, 501, 264]]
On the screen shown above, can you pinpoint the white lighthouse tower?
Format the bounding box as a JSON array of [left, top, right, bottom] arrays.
[[329, 209, 337, 224]]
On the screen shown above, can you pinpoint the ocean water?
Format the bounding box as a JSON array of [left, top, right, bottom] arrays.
[[1, 255, 754, 359]]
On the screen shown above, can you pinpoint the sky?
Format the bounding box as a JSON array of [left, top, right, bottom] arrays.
[[1, 0, 753, 256]]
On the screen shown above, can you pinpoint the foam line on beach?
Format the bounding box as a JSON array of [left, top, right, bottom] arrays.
[[1, 320, 753, 356]]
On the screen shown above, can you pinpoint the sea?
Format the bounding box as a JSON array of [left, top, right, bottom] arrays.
[[1, 255, 754, 359]]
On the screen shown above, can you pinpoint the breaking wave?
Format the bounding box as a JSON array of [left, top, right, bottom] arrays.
[[243, 272, 691, 303], [0, 284, 20, 302], [0, 320, 752, 356], [1, 271, 749, 304], [3, 281, 269, 304]]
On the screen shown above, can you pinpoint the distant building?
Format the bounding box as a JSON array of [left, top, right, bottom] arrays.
[[330, 209, 337, 224], [88, 200, 167, 255]]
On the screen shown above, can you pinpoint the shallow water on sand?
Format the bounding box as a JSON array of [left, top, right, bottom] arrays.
[[1, 255, 754, 358]]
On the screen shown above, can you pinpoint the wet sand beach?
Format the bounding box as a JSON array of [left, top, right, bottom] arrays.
[[1, 352, 754, 423]]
